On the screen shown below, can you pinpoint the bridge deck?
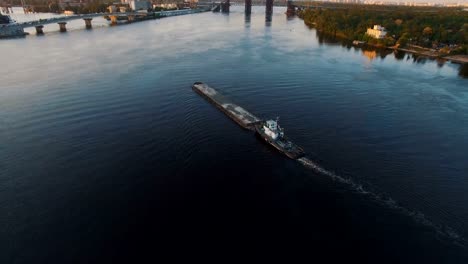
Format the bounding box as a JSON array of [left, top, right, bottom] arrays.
[[5, 8, 209, 29]]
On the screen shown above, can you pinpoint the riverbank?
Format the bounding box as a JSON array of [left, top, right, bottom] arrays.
[[391, 45, 439, 58], [298, 4, 467, 64], [443, 55, 468, 64], [386, 46, 468, 64], [304, 22, 467, 65]]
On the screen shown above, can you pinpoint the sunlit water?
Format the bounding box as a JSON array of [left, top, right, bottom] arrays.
[[1, 6, 468, 263]]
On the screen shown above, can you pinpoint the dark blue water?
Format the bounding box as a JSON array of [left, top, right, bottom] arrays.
[[1, 6, 468, 263]]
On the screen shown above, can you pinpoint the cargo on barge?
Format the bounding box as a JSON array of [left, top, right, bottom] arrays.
[[192, 82, 261, 131]]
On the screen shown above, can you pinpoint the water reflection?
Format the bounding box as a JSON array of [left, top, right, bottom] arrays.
[[459, 64, 468, 78], [411, 54, 428, 64], [358, 46, 391, 61], [265, 14, 272, 25], [362, 50, 377, 60], [391, 50, 464, 77], [315, 31, 340, 46], [244, 14, 251, 27], [394, 50, 406, 60], [286, 14, 295, 21], [379, 50, 391, 59], [436, 58, 446, 68]]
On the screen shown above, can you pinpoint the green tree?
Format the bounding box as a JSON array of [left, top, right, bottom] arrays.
[[397, 33, 410, 47], [423, 27, 433, 36]]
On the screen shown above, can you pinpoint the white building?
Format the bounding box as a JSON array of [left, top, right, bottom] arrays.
[[130, 0, 151, 10], [366, 25, 387, 39], [153, 3, 178, 9]]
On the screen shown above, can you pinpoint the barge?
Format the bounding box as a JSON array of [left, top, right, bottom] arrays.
[[192, 82, 261, 131], [192, 82, 306, 160]]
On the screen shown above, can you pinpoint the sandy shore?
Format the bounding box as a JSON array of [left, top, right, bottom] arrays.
[[395, 47, 439, 58], [387, 46, 468, 64], [443, 55, 468, 64]]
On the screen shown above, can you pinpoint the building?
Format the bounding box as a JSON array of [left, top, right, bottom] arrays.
[[130, 0, 151, 10], [366, 25, 387, 39], [59, 0, 90, 9], [153, 3, 178, 9], [108, 5, 118, 12]]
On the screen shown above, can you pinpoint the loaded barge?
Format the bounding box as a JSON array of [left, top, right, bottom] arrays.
[[192, 82, 261, 131], [192, 82, 305, 159]]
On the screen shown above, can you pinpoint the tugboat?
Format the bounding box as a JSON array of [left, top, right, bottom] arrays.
[[254, 118, 305, 159]]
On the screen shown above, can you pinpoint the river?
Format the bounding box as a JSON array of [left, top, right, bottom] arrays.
[[1, 6, 468, 263]]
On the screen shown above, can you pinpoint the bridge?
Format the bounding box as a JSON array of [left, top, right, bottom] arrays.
[[1, 1, 302, 39], [1, 8, 210, 37], [207, 0, 297, 16], [9, 12, 130, 33]]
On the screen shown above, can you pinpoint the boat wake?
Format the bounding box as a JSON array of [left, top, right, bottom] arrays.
[[296, 156, 467, 247]]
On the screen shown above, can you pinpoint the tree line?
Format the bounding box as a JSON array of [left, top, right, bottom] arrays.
[[298, 3, 468, 54], [9, 0, 111, 13], [11, 0, 185, 14]]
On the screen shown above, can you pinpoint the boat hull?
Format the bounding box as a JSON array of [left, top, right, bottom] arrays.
[[254, 122, 305, 160]]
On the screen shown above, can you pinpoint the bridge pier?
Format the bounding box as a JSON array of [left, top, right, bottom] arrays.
[[245, 13, 251, 24], [35, 25, 44, 35], [221, 0, 230, 13], [83, 18, 92, 29], [286, 0, 295, 16], [265, 0, 273, 17], [58, 22, 67, 32], [109, 15, 118, 25], [245, 0, 251, 14]]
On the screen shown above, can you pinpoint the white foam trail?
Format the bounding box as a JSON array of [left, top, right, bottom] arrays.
[[297, 157, 467, 247]]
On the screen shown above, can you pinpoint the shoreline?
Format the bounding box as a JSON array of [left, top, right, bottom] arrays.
[[385, 45, 468, 64], [301, 19, 467, 65], [387, 47, 468, 64], [440, 55, 468, 64], [309, 26, 467, 65]]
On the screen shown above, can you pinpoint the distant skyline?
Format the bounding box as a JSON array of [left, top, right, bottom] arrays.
[[315, 0, 468, 3], [381, 0, 468, 3]]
